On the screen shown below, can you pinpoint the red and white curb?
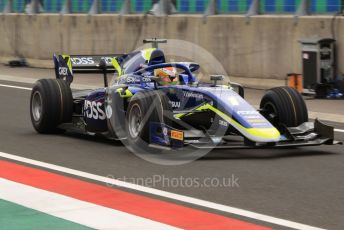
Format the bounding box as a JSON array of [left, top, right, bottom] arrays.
[[0, 179, 179, 229], [0, 151, 326, 230], [0, 159, 268, 230]]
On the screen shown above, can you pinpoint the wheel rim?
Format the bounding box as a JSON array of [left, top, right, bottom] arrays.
[[263, 102, 278, 124], [32, 91, 43, 122], [128, 104, 142, 139]]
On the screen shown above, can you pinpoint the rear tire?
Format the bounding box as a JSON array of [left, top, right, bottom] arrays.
[[30, 79, 73, 133], [260, 86, 308, 127]]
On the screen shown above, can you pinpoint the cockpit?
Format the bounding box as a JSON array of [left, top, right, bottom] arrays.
[[115, 48, 200, 87]]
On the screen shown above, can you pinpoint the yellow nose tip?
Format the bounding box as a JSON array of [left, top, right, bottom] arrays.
[[247, 128, 281, 140]]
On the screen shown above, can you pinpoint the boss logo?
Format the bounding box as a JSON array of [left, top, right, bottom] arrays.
[[58, 67, 68, 76], [84, 100, 106, 120], [71, 57, 95, 65]]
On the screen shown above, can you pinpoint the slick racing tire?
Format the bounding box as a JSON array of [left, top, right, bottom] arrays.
[[126, 90, 172, 148], [30, 79, 73, 133], [260, 86, 308, 127]]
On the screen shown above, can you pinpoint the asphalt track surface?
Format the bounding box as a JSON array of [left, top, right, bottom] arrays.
[[0, 79, 344, 229]]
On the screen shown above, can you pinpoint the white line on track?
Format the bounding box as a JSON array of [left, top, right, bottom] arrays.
[[0, 83, 31, 91], [0, 151, 325, 230], [1, 82, 344, 134], [0, 178, 180, 230]]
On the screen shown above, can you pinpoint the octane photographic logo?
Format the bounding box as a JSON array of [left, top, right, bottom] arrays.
[[106, 174, 240, 189], [119, 39, 228, 165]]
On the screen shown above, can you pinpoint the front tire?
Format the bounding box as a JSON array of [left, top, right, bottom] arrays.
[[30, 79, 73, 133], [126, 90, 172, 147], [260, 86, 308, 127]]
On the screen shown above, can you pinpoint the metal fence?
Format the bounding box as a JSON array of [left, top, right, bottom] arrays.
[[0, 0, 343, 14]]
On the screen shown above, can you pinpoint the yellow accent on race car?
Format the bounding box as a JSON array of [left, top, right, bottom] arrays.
[[116, 88, 133, 98], [247, 127, 280, 139], [174, 113, 186, 119], [195, 103, 280, 140], [142, 48, 156, 61], [171, 130, 184, 141], [111, 58, 122, 76], [247, 119, 268, 123], [62, 55, 72, 73]]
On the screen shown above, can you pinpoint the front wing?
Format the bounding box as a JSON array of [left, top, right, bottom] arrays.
[[149, 119, 342, 150]]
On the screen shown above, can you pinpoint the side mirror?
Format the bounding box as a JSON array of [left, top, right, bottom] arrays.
[[210, 75, 224, 86]]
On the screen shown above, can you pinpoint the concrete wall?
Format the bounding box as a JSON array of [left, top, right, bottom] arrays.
[[0, 14, 343, 83]]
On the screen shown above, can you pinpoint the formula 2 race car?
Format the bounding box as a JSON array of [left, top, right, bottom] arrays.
[[30, 39, 341, 154]]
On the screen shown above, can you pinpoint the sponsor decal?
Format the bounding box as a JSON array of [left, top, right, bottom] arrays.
[[237, 110, 260, 115], [237, 110, 265, 120], [219, 120, 228, 127], [162, 127, 168, 136], [126, 77, 136, 83], [238, 110, 266, 122], [105, 105, 112, 119], [245, 115, 263, 119], [124, 76, 151, 84], [71, 57, 115, 66], [58, 67, 68, 76], [100, 57, 114, 65], [171, 130, 184, 141], [183, 91, 203, 99], [84, 100, 106, 120], [250, 122, 270, 127], [169, 101, 181, 108], [142, 77, 152, 82], [71, 57, 95, 65]]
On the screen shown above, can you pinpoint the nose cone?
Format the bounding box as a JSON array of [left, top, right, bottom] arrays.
[[246, 127, 281, 142]]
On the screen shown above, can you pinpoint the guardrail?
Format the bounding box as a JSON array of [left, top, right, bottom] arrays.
[[0, 0, 343, 15]]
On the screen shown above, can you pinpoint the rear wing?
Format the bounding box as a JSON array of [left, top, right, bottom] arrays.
[[53, 54, 126, 85]]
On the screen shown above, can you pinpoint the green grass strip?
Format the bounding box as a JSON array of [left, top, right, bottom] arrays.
[[0, 199, 92, 230]]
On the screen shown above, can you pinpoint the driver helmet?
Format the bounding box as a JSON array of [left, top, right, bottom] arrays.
[[154, 67, 179, 85]]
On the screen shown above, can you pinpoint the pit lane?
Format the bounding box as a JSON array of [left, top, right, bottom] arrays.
[[0, 78, 343, 229]]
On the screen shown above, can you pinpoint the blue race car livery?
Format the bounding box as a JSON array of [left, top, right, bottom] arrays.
[[30, 39, 340, 152]]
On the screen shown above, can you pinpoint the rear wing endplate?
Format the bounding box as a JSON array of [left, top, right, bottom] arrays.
[[53, 54, 125, 84]]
